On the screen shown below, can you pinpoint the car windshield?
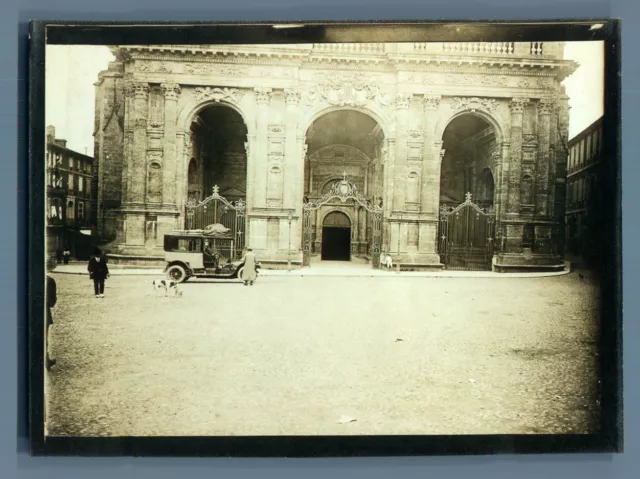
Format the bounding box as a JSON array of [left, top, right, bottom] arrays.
[[164, 236, 202, 252]]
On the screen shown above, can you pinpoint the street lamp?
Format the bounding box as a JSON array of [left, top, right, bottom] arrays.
[[287, 211, 293, 272]]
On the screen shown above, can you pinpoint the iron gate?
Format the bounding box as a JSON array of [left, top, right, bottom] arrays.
[[302, 177, 383, 268], [185, 185, 246, 260], [438, 192, 496, 271]]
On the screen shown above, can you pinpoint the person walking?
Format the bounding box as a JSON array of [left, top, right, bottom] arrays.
[[88, 248, 110, 298], [240, 247, 257, 286], [62, 248, 71, 265], [46, 265, 57, 370]]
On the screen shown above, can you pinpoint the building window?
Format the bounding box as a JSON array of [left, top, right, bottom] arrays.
[[78, 201, 84, 219], [68, 173, 75, 191], [78, 176, 83, 193], [69, 156, 74, 169]]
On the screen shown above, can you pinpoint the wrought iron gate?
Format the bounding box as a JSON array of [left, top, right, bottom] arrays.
[[438, 192, 496, 271], [185, 185, 246, 260], [302, 177, 383, 268]]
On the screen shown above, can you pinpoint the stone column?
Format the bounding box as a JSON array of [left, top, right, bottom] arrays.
[[421, 95, 441, 214], [161, 83, 181, 208], [535, 98, 554, 217], [393, 93, 411, 213], [121, 81, 135, 205], [253, 87, 272, 209], [507, 98, 528, 215], [284, 89, 301, 211], [130, 82, 150, 206]]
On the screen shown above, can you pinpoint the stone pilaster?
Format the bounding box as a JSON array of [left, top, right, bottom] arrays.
[[253, 87, 272, 209], [393, 93, 411, 213], [161, 83, 181, 209], [121, 81, 135, 204], [421, 94, 441, 214], [535, 97, 554, 217], [284, 89, 301, 211], [507, 97, 528, 216], [130, 82, 150, 206]]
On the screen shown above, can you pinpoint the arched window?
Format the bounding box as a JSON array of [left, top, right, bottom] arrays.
[[520, 175, 534, 205], [147, 162, 162, 203]]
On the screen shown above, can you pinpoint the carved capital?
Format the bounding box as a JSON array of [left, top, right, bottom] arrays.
[[134, 118, 147, 129], [161, 83, 181, 101], [395, 93, 412, 110], [284, 89, 302, 106], [509, 97, 530, 114], [439, 148, 446, 162], [423, 94, 442, 111], [302, 144, 309, 162], [133, 82, 150, 100], [254, 87, 273, 105], [244, 141, 251, 158], [147, 151, 163, 164], [123, 80, 136, 98], [537, 98, 556, 115]]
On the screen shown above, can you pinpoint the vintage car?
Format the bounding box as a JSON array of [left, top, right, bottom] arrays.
[[162, 229, 260, 283]]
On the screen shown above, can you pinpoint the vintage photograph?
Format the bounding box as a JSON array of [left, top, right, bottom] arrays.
[[37, 23, 618, 448]]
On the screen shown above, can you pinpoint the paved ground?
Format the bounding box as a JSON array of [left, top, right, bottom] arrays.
[[45, 270, 601, 437]]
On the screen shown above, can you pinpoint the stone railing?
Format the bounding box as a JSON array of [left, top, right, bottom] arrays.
[[412, 41, 548, 57], [312, 43, 386, 54]]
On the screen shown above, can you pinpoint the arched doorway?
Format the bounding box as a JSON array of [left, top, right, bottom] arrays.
[[438, 114, 498, 270], [321, 211, 351, 261], [303, 109, 385, 266], [186, 105, 248, 205]]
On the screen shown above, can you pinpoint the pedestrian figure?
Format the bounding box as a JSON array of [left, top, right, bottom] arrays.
[[240, 247, 257, 286], [62, 249, 71, 265], [55, 248, 63, 264], [384, 253, 393, 269], [46, 264, 57, 370], [379, 251, 385, 269], [88, 247, 110, 298]]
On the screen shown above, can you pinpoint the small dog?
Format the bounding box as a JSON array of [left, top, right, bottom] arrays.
[[172, 286, 183, 298], [384, 254, 393, 269], [152, 279, 178, 296]]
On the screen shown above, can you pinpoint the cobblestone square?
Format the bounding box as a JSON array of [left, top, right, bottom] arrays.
[[45, 271, 600, 436]]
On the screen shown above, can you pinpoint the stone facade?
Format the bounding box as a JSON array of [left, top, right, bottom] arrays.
[[93, 42, 576, 270]]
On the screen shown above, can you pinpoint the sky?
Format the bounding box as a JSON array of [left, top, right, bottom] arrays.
[[44, 42, 604, 155]]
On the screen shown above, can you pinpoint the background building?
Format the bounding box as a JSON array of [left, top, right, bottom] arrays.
[[46, 125, 97, 262], [92, 42, 577, 271], [565, 117, 605, 267]]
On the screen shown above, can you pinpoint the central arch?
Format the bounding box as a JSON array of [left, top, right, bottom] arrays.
[[321, 211, 352, 261], [302, 108, 386, 266]]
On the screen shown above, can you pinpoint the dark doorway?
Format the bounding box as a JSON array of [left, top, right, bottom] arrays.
[[321, 211, 351, 261]]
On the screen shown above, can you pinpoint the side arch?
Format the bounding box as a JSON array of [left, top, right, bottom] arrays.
[[176, 97, 254, 137], [434, 107, 507, 145]]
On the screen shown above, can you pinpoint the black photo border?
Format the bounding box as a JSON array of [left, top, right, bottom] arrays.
[[27, 19, 622, 457]]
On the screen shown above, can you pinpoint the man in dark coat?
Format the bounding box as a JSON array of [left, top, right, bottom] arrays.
[[87, 248, 110, 298], [46, 267, 57, 370]]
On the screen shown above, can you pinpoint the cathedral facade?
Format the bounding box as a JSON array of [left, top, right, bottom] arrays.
[[92, 42, 576, 271]]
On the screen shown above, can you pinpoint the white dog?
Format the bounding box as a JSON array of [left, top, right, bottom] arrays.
[[384, 254, 393, 269], [152, 279, 178, 296]]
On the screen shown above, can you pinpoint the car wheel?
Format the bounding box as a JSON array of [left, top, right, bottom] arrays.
[[237, 266, 244, 281], [167, 264, 187, 283]]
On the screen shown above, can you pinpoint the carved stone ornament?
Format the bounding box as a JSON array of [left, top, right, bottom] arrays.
[[302, 144, 309, 162], [244, 141, 251, 158], [134, 118, 147, 129], [254, 87, 273, 104], [308, 72, 393, 107], [449, 97, 498, 114], [194, 87, 244, 104], [133, 82, 150, 100], [439, 148, 446, 162], [423, 94, 442, 111], [148, 120, 164, 129], [395, 93, 412, 110], [509, 97, 530, 114], [147, 151, 163, 163], [284, 89, 302, 105], [408, 130, 422, 140], [537, 98, 556, 115], [269, 125, 285, 134], [523, 133, 537, 143], [161, 83, 181, 101], [444, 74, 510, 88]]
